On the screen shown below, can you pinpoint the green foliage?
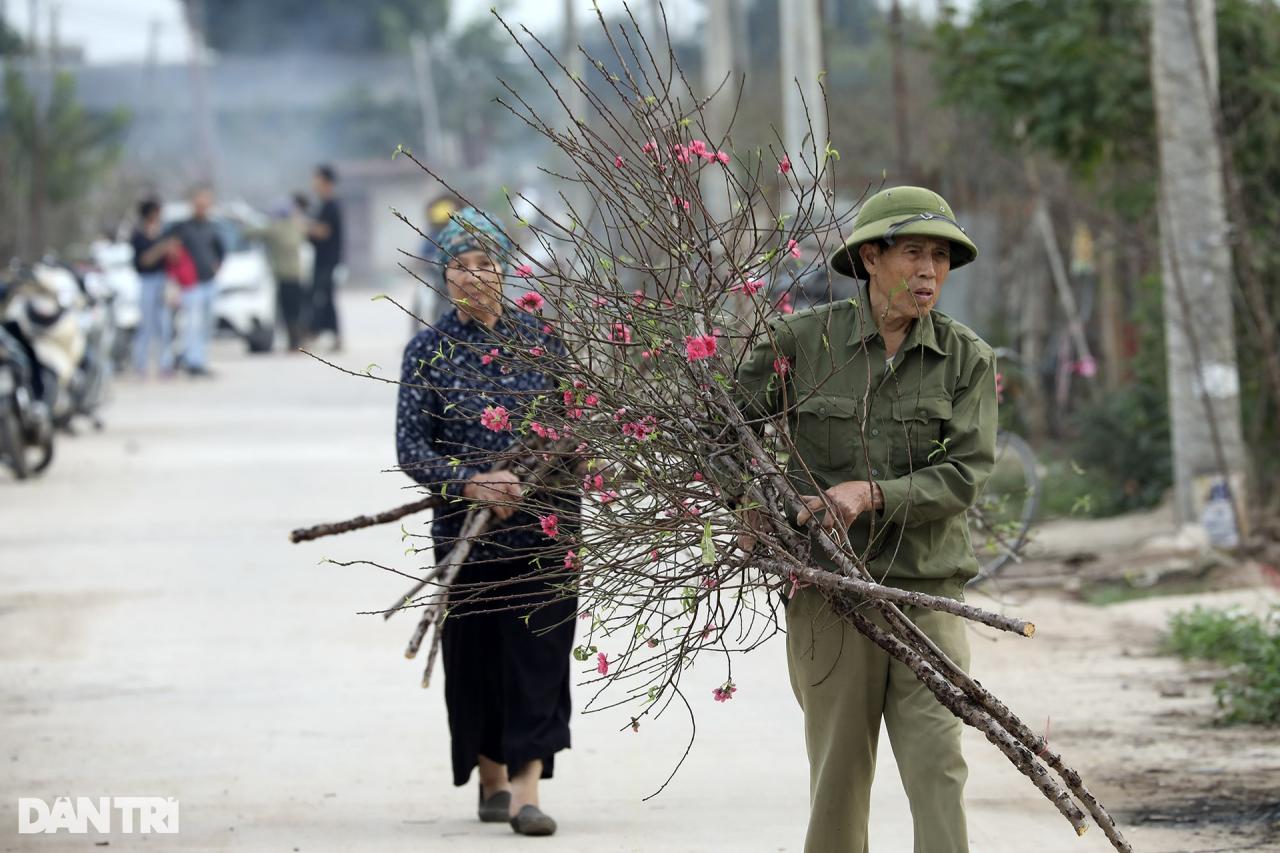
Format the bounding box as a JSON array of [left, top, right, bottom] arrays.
[[1065, 380, 1171, 514], [0, 18, 25, 56], [1219, 0, 1280, 499], [1166, 605, 1280, 726], [934, 0, 1154, 179], [200, 0, 448, 54], [1039, 275, 1171, 518], [0, 69, 129, 258]]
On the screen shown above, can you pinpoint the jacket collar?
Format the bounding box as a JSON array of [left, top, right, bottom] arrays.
[[846, 282, 948, 357]]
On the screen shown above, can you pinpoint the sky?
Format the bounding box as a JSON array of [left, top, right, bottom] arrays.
[[1, 0, 957, 65], [0, 0, 663, 64]]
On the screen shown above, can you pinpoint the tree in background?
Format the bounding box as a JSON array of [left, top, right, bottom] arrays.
[[196, 0, 448, 55], [0, 69, 129, 260], [190, 0, 531, 166], [0, 17, 25, 56], [933, 0, 1280, 511]]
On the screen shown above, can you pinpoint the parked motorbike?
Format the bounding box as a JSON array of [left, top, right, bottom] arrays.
[[88, 238, 141, 373], [69, 258, 117, 428], [0, 260, 110, 434], [0, 280, 55, 479]]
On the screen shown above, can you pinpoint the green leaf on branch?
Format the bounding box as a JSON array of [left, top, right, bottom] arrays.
[[700, 521, 715, 565], [681, 586, 698, 614]]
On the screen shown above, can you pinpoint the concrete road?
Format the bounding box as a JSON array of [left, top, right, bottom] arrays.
[[0, 289, 1234, 852]]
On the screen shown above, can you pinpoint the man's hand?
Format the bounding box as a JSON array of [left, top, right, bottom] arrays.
[[463, 469, 523, 520], [796, 481, 884, 531]]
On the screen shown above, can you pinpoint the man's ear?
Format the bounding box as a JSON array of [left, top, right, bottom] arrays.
[[858, 242, 880, 275]]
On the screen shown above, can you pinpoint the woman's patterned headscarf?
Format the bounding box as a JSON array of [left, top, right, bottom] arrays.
[[431, 207, 513, 286]]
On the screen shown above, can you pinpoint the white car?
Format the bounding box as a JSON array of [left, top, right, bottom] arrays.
[[163, 202, 277, 354]]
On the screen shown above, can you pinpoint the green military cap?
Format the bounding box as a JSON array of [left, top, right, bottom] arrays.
[[830, 186, 979, 279]]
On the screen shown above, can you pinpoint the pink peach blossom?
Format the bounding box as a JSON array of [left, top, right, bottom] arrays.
[[596, 652, 609, 675], [514, 263, 534, 277], [1073, 356, 1098, 378], [539, 514, 559, 538], [713, 682, 737, 702], [778, 154, 791, 174], [684, 334, 718, 362], [480, 405, 510, 432], [516, 291, 545, 312], [530, 422, 560, 440]]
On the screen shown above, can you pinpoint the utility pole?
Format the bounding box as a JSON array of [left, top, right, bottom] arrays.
[[701, 0, 733, 222], [409, 32, 447, 168], [25, 0, 46, 258], [183, 0, 216, 187], [145, 17, 160, 74], [1149, 0, 1247, 540], [563, 0, 588, 224], [778, 0, 826, 213], [888, 0, 912, 182], [46, 0, 56, 67]]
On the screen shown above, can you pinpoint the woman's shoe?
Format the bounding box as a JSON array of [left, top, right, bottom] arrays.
[[477, 783, 512, 823], [509, 804, 557, 836]]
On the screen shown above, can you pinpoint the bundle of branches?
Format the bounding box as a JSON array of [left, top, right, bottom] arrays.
[[293, 5, 1130, 849]]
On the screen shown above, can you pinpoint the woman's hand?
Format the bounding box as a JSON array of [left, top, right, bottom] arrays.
[[796, 481, 884, 531], [463, 470, 523, 521]]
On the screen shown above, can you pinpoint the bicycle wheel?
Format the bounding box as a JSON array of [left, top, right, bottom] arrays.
[[967, 430, 1040, 586]]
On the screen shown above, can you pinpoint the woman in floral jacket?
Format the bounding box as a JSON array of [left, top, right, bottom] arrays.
[[395, 208, 577, 837]]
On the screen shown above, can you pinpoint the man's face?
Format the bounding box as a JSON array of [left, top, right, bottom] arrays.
[[445, 249, 503, 316], [192, 190, 213, 219], [313, 175, 330, 198], [862, 235, 952, 322]]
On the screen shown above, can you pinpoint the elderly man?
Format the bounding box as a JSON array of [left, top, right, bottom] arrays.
[[737, 186, 998, 852]]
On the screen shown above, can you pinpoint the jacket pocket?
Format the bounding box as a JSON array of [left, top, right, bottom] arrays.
[[890, 395, 953, 470], [792, 395, 861, 474]]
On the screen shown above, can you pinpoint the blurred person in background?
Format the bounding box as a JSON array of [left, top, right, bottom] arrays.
[[307, 164, 344, 353], [243, 194, 310, 351], [169, 186, 224, 377], [129, 198, 178, 377]]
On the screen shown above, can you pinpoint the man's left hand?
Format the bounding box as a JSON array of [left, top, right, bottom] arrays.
[[796, 481, 884, 531]]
